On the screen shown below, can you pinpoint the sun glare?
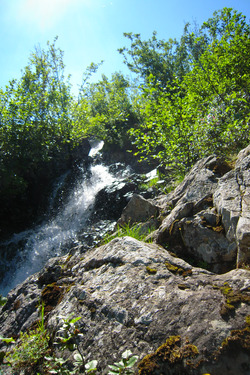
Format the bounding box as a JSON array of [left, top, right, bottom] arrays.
[[14, 0, 113, 30], [17, 0, 83, 30]]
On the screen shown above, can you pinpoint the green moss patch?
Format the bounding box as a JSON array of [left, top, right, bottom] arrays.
[[146, 266, 157, 275], [41, 283, 65, 314], [138, 336, 200, 374], [165, 261, 192, 277], [214, 316, 250, 362], [214, 282, 250, 319]]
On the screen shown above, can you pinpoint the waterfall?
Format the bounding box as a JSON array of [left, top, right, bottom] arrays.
[[0, 148, 117, 296]]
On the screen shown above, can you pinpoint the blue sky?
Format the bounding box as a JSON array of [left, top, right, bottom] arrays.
[[0, 0, 249, 96]]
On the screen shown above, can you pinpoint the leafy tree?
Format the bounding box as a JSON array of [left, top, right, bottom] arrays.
[[73, 72, 136, 147], [0, 38, 73, 197], [0, 8, 249, 237], [185, 8, 250, 98], [184, 8, 250, 155], [118, 31, 190, 91], [128, 8, 250, 170], [130, 78, 199, 173]]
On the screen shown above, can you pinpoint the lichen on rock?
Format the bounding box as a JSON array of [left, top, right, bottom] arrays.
[[0, 146, 250, 374]]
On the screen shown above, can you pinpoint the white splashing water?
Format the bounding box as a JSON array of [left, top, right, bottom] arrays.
[[0, 163, 115, 296]]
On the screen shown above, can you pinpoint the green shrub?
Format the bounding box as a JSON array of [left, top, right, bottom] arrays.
[[3, 304, 49, 372], [102, 223, 154, 244], [5, 328, 50, 372], [108, 349, 138, 375]]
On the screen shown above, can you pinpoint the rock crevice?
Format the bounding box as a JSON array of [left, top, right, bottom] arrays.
[[0, 146, 249, 374]]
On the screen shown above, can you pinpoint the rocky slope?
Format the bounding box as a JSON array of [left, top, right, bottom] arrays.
[[153, 147, 250, 273], [0, 146, 249, 374]]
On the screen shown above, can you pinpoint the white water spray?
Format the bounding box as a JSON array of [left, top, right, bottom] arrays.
[[0, 163, 115, 296]]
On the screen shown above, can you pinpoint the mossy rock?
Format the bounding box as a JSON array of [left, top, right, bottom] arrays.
[[165, 261, 192, 277], [138, 336, 200, 374], [217, 282, 250, 319], [216, 317, 250, 361], [146, 266, 157, 275], [41, 282, 65, 313]]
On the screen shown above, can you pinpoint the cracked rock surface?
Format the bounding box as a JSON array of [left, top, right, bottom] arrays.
[[0, 146, 249, 374], [213, 145, 250, 267], [153, 147, 250, 271], [0, 237, 249, 374]]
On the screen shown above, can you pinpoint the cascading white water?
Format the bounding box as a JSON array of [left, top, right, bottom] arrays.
[[0, 160, 115, 296]]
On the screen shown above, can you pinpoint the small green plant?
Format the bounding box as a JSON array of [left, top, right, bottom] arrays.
[[44, 355, 98, 375], [44, 355, 71, 375], [0, 295, 7, 306], [108, 349, 138, 374], [0, 336, 15, 344], [79, 359, 98, 374], [0, 332, 15, 370], [118, 223, 146, 240], [103, 222, 153, 244], [4, 303, 50, 372], [54, 314, 83, 351], [0, 307, 98, 374], [139, 176, 160, 191], [51, 313, 98, 374], [5, 329, 50, 370], [1, 306, 140, 375]]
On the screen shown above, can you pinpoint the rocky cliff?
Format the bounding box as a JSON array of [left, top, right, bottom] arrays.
[[0, 146, 249, 374], [153, 147, 250, 273]]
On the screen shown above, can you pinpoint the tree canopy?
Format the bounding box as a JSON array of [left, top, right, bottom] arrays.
[[0, 7, 249, 224], [123, 8, 250, 171], [0, 38, 73, 197]]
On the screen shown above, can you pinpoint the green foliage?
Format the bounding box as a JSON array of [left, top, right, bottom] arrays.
[[4, 304, 50, 372], [194, 93, 250, 156], [1, 308, 98, 375], [42, 314, 138, 375], [103, 223, 153, 244], [139, 176, 160, 191], [0, 336, 15, 344], [44, 354, 98, 375], [54, 314, 82, 351], [130, 77, 200, 172], [73, 72, 137, 147], [0, 37, 74, 199], [108, 349, 138, 375], [181, 10, 250, 158], [44, 355, 71, 375], [0, 8, 249, 233], [1, 302, 141, 375], [5, 329, 50, 371], [127, 8, 250, 170], [0, 295, 7, 306], [84, 360, 98, 374], [118, 31, 190, 90], [50, 313, 98, 374]]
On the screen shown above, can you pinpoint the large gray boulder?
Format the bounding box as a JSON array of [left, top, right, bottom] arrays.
[[152, 148, 250, 272], [1, 146, 250, 375], [117, 193, 159, 226], [0, 237, 249, 374]]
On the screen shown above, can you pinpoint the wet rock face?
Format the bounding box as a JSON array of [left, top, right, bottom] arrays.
[[0, 139, 92, 241], [92, 180, 138, 221], [0, 237, 249, 374], [91, 168, 152, 222]]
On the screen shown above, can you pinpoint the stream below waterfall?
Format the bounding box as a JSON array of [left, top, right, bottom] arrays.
[[0, 142, 137, 296]]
